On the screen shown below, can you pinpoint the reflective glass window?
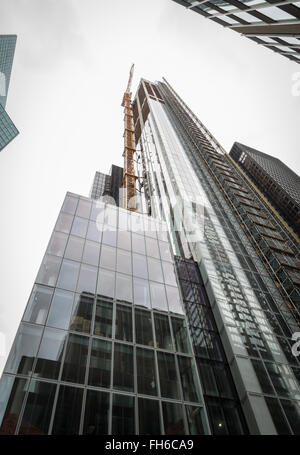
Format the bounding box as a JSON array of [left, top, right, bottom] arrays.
[[0, 376, 28, 434], [222, 401, 245, 435], [88, 338, 112, 388], [94, 298, 113, 338], [34, 327, 67, 380], [90, 202, 105, 223], [71, 216, 88, 238], [83, 390, 109, 435], [162, 402, 185, 435], [36, 254, 62, 287], [132, 233, 145, 255], [97, 268, 115, 299], [136, 347, 157, 396], [159, 241, 172, 262], [154, 313, 173, 351], [82, 240, 100, 266], [104, 206, 117, 227], [157, 352, 180, 400], [19, 380, 56, 435], [4, 323, 43, 375], [62, 196, 78, 215], [132, 253, 148, 279], [166, 285, 183, 314], [186, 405, 207, 435], [138, 398, 161, 435], [47, 289, 74, 330], [61, 334, 89, 384], [76, 199, 91, 219], [135, 308, 154, 347], [280, 399, 300, 435], [133, 278, 150, 308], [171, 317, 192, 354], [206, 398, 227, 434], [86, 220, 102, 243], [57, 259, 80, 292], [117, 230, 131, 251], [23, 285, 53, 325], [116, 273, 132, 304], [162, 262, 177, 286], [145, 237, 160, 259], [76, 264, 97, 294], [115, 304, 133, 342], [265, 397, 291, 434], [113, 343, 134, 392], [148, 258, 163, 283], [52, 385, 83, 435], [48, 231, 68, 257], [55, 212, 73, 234], [150, 281, 168, 312], [102, 227, 117, 247], [100, 245, 116, 270], [252, 359, 274, 395], [64, 236, 84, 262], [178, 356, 202, 403], [117, 249, 132, 275], [70, 293, 94, 334], [112, 394, 135, 435]]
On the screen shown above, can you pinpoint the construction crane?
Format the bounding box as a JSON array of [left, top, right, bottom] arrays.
[[121, 64, 137, 212]]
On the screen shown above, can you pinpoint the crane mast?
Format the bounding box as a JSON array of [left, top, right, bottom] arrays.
[[122, 64, 137, 211]]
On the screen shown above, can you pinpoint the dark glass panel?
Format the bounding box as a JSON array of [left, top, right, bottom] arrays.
[[0, 376, 28, 435], [206, 398, 228, 435], [177, 356, 202, 403], [197, 360, 219, 397], [19, 381, 56, 435], [83, 389, 109, 435], [23, 285, 53, 325], [94, 298, 113, 338], [88, 338, 112, 388], [112, 394, 135, 435], [157, 352, 180, 400], [113, 343, 134, 392], [115, 305, 133, 342], [61, 334, 89, 384], [251, 359, 274, 395], [51, 385, 83, 435], [70, 293, 94, 334], [135, 308, 154, 347], [34, 327, 67, 380], [222, 401, 245, 435], [154, 313, 173, 351], [171, 317, 191, 354], [280, 399, 300, 435], [162, 402, 185, 435], [138, 398, 161, 435], [136, 347, 157, 396], [185, 405, 207, 435], [265, 397, 291, 434]]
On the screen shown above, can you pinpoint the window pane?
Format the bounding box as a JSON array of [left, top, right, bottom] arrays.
[[265, 397, 291, 434], [34, 327, 67, 380], [148, 258, 163, 283], [86, 220, 102, 243], [0, 376, 28, 434], [185, 405, 207, 435], [4, 323, 43, 375], [90, 202, 105, 222], [82, 240, 100, 266], [36, 254, 62, 287], [23, 285, 53, 325], [70, 293, 94, 334], [159, 241, 172, 262], [76, 264, 97, 294], [100, 245, 116, 270], [116, 273, 132, 304], [19, 380, 56, 435], [112, 394, 135, 435], [104, 206, 117, 227], [97, 268, 115, 299], [133, 278, 150, 308], [251, 359, 274, 395], [117, 249, 132, 275], [171, 317, 191, 354], [162, 262, 177, 286], [115, 305, 133, 342], [138, 398, 161, 435], [61, 334, 89, 384], [178, 356, 202, 403], [76, 199, 91, 219], [102, 227, 117, 247], [132, 253, 148, 279], [94, 298, 113, 338], [47, 289, 74, 330], [132, 233, 145, 255], [222, 401, 245, 435], [135, 308, 154, 347], [150, 282, 168, 311], [62, 196, 78, 215], [146, 237, 160, 259], [57, 259, 80, 292], [71, 216, 88, 238], [280, 399, 300, 434], [117, 230, 131, 250], [88, 339, 112, 388], [154, 313, 173, 351], [52, 385, 83, 435], [48, 231, 68, 257], [166, 285, 183, 315], [83, 390, 109, 435], [136, 347, 157, 396], [113, 343, 134, 392], [55, 212, 73, 234], [206, 398, 228, 434], [157, 352, 180, 400], [64, 236, 84, 262], [162, 402, 185, 435]]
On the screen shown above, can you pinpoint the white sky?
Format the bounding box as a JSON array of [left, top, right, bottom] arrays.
[[0, 0, 299, 375]]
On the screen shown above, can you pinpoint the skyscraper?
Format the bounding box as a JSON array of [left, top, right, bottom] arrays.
[[90, 165, 123, 206], [0, 76, 299, 436], [171, 1, 300, 64], [230, 142, 300, 237], [0, 35, 19, 152]]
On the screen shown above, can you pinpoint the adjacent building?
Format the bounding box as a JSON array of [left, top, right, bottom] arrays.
[[171, 1, 300, 64], [0, 35, 18, 152], [90, 165, 123, 206], [230, 142, 300, 237]]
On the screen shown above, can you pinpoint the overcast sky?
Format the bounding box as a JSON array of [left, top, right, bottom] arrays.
[[0, 0, 299, 375]]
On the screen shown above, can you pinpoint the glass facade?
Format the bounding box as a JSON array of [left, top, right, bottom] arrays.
[[0, 193, 210, 435]]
